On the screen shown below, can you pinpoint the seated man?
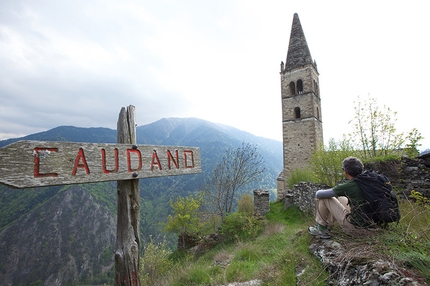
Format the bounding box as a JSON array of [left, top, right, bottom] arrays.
[[308, 156, 368, 239]]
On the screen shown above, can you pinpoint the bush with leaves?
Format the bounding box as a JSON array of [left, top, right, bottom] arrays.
[[237, 193, 254, 216], [139, 237, 172, 285], [220, 212, 264, 242], [310, 138, 357, 186], [164, 193, 204, 249], [286, 167, 317, 189], [405, 128, 424, 158], [220, 196, 264, 242]]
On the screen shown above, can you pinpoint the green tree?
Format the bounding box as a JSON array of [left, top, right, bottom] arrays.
[[349, 95, 405, 159], [405, 128, 424, 158], [164, 193, 203, 249], [310, 138, 356, 186], [348, 95, 424, 160], [203, 142, 265, 221]]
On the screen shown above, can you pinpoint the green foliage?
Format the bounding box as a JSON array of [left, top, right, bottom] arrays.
[[400, 251, 430, 281], [220, 212, 264, 242], [164, 193, 204, 249], [139, 237, 173, 285], [157, 197, 430, 285], [157, 201, 327, 285], [265, 203, 306, 225], [309, 138, 356, 186], [376, 198, 430, 281], [410, 190, 430, 209], [84, 182, 117, 212], [237, 193, 254, 216], [405, 128, 424, 158], [0, 185, 62, 231], [348, 95, 423, 160], [286, 167, 317, 189]]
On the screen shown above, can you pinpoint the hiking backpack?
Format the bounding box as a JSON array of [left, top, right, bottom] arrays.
[[353, 170, 401, 225]]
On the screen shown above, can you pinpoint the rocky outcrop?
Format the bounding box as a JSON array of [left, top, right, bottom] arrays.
[[308, 238, 422, 285], [0, 185, 116, 286]]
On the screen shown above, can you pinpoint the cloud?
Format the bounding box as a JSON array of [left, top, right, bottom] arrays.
[[0, 0, 429, 150]]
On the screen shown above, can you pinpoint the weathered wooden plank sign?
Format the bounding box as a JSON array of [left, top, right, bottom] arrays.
[[0, 140, 201, 188]]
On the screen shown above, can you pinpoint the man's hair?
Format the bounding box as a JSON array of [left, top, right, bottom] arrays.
[[342, 157, 364, 177]]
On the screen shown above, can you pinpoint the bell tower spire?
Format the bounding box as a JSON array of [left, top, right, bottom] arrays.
[[278, 13, 323, 191], [284, 13, 315, 72]]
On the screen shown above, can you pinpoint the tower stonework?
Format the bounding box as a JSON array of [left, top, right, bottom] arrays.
[[278, 13, 323, 194]]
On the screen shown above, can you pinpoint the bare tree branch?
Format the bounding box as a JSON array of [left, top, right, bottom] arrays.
[[203, 142, 265, 221]]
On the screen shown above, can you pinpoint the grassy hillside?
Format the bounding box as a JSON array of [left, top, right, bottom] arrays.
[[142, 198, 430, 285], [144, 202, 328, 285]]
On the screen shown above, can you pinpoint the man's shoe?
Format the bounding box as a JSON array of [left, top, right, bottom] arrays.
[[308, 224, 330, 239]]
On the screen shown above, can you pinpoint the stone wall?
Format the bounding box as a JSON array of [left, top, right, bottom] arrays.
[[365, 155, 430, 198], [284, 182, 330, 213]]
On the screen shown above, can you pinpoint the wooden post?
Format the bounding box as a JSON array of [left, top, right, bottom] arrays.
[[115, 105, 141, 285]]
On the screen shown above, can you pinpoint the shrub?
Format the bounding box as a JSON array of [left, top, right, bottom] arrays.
[[286, 167, 316, 189], [310, 138, 357, 186], [139, 237, 172, 285], [237, 193, 254, 216], [220, 212, 264, 242], [164, 193, 204, 249]]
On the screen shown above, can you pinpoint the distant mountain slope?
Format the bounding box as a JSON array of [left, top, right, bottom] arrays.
[[0, 117, 282, 285], [0, 184, 116, 285], [0, 126, 117, 147]]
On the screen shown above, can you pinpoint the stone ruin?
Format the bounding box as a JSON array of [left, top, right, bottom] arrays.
[[283, 182, 330, 213], [253, 189, 270, 216]]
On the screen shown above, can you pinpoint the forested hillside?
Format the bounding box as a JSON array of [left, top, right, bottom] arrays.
[[0, 117, 282, 285]]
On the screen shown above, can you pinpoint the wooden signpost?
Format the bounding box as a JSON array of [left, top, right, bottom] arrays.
[[0, 105, 201, 286], [0, 140, 200, 188]]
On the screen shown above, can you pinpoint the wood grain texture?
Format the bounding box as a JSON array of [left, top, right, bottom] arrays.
[[0, 140, 201, 188], [115, 106, 140, 286]]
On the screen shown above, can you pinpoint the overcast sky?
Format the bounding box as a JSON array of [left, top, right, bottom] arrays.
[[1, 0, 429, 151]]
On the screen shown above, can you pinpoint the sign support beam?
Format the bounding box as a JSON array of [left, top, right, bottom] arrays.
[[115, 106, 140, 286]]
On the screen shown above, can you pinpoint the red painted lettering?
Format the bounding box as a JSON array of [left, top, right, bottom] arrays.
[[150, 150, 162, 171], [167, 150, 179, 169], [126, 149, 142, 172], [33, 148, 58, 178], [101, 148, 119, 174], [184, 150, 194, 168], [71, 148, 90, 175]]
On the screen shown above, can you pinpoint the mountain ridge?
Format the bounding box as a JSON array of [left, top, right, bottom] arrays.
[[0, 117, 281, 147]]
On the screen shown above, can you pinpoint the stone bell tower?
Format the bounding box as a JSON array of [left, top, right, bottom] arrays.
[[278, 13, 323, 194]]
